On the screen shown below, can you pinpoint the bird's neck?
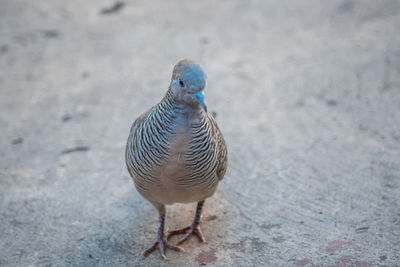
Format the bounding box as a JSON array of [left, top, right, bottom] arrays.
[[163, 89, 205, 119]]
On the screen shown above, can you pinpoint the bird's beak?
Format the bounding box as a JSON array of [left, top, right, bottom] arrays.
[[195, 91, 207, 112]]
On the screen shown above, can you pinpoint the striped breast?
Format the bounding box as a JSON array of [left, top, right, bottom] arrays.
[[125, 92, 227, 205]]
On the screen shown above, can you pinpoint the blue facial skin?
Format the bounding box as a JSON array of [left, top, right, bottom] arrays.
[[181, 64, 207, 111], [182, 65, 207, 92]]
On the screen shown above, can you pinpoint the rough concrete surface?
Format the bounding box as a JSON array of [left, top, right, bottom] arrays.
[[1, 0, 400, 266]]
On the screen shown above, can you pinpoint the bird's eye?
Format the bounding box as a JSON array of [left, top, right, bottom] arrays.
[[179, 80, 184, 87]]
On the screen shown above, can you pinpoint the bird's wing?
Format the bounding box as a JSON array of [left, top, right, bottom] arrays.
[[125, 109, 150, 177], [129, 111, 147, 135], [208, 114, 228, 181]]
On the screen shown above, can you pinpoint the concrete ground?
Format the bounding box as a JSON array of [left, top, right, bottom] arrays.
[[1, 0, 400, 266]]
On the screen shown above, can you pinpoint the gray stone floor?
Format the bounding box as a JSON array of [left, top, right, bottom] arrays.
[[1, 0, 400, 266]]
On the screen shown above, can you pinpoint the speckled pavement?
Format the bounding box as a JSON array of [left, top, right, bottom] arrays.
[[1, 1, 399, 266]]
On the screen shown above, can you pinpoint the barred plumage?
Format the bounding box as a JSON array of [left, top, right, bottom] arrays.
[[125, 59, 227, 259], [126, 90, 177, 189]]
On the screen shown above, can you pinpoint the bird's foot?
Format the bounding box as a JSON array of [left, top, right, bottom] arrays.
[[168, 223, 206, 245], [143, 234, 184, 260]]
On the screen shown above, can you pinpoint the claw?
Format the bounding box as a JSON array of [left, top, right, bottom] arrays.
[[143, 236, 184, 260], [144, 201, 206, 258], [167, 200, 207, 246], [168, 224, 206, 244]]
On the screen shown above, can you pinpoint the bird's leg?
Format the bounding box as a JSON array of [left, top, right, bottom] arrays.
[[168, 200, 206, 244], [143, 210, 184, 260]]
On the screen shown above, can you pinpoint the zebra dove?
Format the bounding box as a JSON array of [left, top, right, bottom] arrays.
[[125, 59, 228, 259]]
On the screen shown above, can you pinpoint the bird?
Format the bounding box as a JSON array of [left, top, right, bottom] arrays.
[[125, 59, 228, 259]]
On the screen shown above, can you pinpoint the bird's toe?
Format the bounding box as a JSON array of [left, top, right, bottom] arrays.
[[168, 224, 206, 245]]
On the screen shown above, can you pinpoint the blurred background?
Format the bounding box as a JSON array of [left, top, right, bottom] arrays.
[[1, 0, 399, 266]]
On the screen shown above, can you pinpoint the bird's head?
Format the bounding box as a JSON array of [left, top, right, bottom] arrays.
[[170, 59, 207, 111]]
